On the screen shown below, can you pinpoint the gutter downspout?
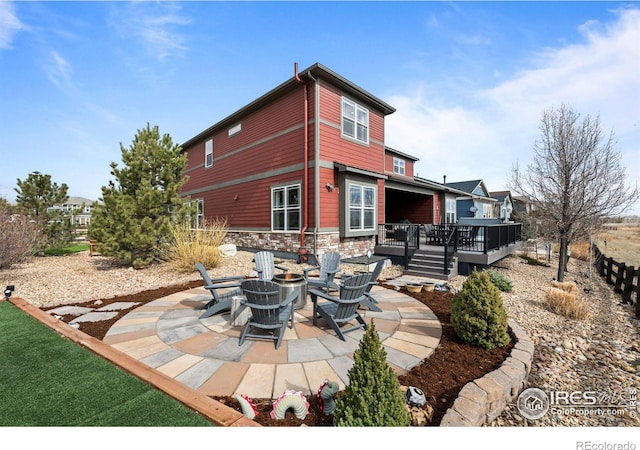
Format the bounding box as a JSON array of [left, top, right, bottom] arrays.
[[294, 63, 309, 254], [306, 69, 319, 258]]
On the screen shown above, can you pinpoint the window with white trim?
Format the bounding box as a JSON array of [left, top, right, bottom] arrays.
[[445, 198, 456, 224], [393, 157, 405, 175], [272, 184, 300, 231], [228, 123, 241, 136], [204, 139, 213, 168], [348, 184, 375, 231], [185, 198, 204, 228], [342, 97, 369, 144]]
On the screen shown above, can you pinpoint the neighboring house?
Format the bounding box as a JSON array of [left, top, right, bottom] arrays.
[[512, 195, 534, 216], [490, 190, 515, 222], [180, 62, 460, 259], [49, 196, 95, 226], [444, 180, 498, 220]]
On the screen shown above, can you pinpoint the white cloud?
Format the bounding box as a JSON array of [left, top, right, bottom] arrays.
[[109, 2, 190, 61], [385, 7, 640, 214], [46, 50, 72, 91], [0, 2, 24, 50]]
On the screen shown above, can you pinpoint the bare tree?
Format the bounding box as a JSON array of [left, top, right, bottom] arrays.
[[508, 104, 638, 281]]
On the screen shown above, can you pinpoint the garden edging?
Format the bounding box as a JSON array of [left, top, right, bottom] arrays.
[[439, 318, 534, 426]]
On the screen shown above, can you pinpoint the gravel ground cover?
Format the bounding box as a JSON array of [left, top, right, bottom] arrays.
[[2, 248, 638, 426]]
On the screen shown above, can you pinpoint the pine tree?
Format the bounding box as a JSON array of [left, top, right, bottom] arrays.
[[89, 124, 189, 268], [333, 320, 410, 426], [14, 171, 71, 251], [451, 269, 511, 350]]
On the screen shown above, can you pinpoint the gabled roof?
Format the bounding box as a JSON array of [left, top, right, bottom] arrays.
[[181, 62, 396, 149], [385, 146, 419, 162], [445, 179, 496, 201], [489, 191, 512, 202], [60, 196, 95, 206]]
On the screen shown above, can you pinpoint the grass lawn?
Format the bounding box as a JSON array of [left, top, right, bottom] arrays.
[[0, 301, 215, 427]]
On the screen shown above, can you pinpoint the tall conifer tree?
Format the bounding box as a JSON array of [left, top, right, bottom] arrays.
[[89, 124, 189, 268]]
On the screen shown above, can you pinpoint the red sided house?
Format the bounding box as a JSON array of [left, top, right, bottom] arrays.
[[179, 63, 521, 278]]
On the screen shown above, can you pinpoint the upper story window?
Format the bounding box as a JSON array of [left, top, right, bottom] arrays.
[[341, 97, 369, 144], [228, 123, 241, 137], [393, 157, 405, 175], [272, 184, 300, 231], [204, 139, 213, 168]]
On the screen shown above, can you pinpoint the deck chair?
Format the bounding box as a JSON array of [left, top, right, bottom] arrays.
[[303, 251, 341, 292], [196, 262, 244, 319], [461, 226, 480, 247], [424, 224, 436, 244], [309, 272, 370, 341], [238, 279, 296, 349], [355, 259, 385, 312], [253, 251, 288, 280]]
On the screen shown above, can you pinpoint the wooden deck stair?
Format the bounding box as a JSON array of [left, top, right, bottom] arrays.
[[403, 247, 458, 280]]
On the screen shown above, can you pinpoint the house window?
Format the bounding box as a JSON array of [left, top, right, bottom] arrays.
[[228, 123, 241, 136], [342, 97, 369, 144], [204, 139, 213, 168], [393, 157, 405, 175], [445, 198, 456, 224], [348, 184, 375, 231], [186, 199, 204, 228], [272, 184, 300, 231], [483, 203, 493, 218]]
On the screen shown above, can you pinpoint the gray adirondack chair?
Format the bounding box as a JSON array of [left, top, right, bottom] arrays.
[[309, 272, 370, 341], [238, 279, 296, 349], [303, 251, 341, 292], [195, 262, 244, 319], [253, 251, 288, 280], [352, 258, 385, 312]]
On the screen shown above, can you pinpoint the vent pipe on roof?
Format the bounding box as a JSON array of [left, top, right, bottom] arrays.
[[443, 175, 447, 184]]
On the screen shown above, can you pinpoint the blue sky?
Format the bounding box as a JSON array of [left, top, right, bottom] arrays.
[[1, 1, 639, 215]]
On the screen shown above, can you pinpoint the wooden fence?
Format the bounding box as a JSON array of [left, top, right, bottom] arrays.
[[592, 244, 640, 318]]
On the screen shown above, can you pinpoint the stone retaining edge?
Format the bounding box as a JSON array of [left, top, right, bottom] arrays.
[[439, 318, 534, 426]]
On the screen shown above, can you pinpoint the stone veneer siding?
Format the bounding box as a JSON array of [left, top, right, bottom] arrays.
[[225, 231, 375, 259], [439, 318, 534, 426]]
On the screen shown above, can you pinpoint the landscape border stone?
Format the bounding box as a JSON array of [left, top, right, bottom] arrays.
[[440, 318, 534, 427]]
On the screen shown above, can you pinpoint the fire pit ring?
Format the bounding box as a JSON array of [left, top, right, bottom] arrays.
[[272, 273, 307, 310]]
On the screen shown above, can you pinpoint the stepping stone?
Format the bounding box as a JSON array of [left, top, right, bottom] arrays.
[[70, 311, 119, 323], [47, 306, 94, 316], [96, 302, 140, 311]]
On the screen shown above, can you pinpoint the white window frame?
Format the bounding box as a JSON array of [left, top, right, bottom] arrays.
[[228, 123, 241, 137], [445, 198, 457, 224], [348, 183, 375, 232], [186, 198, 204, 228], [271, 184, 301, 232], [393, 157, 405, 175], [204, 139, 213, 168], [341, 97, 369, 144]]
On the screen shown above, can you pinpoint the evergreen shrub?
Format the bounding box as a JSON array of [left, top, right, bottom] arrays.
[[333, 320, 410, 426], [451, 269, 511, 350], [485, 269, 513, 292]]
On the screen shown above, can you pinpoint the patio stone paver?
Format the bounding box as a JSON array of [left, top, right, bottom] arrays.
[[70, 311, 118, 323], [96, 302, 140, 311], [47, 305, 94, 316], [98, 275, 443, 400]]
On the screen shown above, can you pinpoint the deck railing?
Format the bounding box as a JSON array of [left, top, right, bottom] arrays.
[[375, 222, 522, 271]]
